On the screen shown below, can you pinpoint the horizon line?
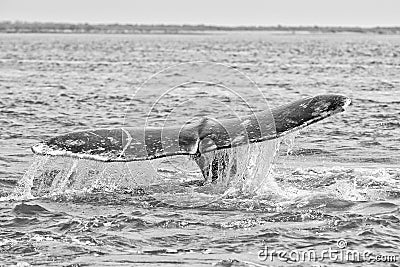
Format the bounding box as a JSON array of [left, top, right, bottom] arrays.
[[2, 21, 400, 29]]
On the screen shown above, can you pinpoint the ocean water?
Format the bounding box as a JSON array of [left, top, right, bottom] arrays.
[[0, 32, 399, 266]]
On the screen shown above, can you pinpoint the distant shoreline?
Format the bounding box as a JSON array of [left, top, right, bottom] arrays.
[[1, 21, 400, 35]]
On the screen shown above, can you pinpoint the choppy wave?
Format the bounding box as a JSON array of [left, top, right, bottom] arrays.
[[1, 33, 400, 266]]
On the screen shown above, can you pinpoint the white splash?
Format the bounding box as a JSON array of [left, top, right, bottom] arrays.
[[9, 155, 50, 200], [201, 139, 281, 197]]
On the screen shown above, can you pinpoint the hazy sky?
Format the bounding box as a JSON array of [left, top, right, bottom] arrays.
[[1, 0, 399, 26]]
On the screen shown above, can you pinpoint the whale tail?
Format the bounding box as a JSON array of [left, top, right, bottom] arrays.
[[31, 94, 351, 179]]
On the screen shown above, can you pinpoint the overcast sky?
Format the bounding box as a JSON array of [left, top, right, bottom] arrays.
[[1, 0, 399, 26]]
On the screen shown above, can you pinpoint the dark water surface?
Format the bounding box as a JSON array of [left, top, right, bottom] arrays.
[[0, 32, 399, 266]]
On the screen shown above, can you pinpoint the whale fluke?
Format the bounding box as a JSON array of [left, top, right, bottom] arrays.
[[31, 95, 351, 170]]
